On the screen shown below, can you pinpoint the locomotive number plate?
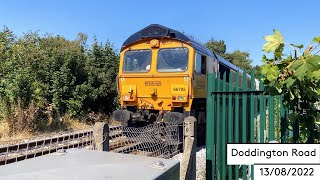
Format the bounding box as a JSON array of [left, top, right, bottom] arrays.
[[144, 81, 162, 86]]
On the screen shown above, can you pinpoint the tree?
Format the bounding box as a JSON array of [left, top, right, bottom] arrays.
[[205, 38, 226, 55], [253, 65, 261, 78], [85, 39, 119, 113], [223, 50, 253, 70], [205, 38, 253, 70]]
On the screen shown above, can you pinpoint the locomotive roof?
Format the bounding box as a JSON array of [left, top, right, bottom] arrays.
[[121, 24, 214, 57], [122, 24, 244, 73]]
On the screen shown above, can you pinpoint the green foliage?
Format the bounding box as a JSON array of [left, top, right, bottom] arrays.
[[312, 36, 320, 43], [223, 50, 253, 71], [0, 26, 119, 128], [205, 38, 253, 71], [253, 65, 261, 78], [261, 30, 320, 143], [205, 38, 226, 55]]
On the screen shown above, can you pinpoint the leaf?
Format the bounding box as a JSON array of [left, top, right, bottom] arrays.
[[275, 83, 283, 93], [263, 30, 284, 53], [269, 66, 280, 81], [290, 44, 304, 49], [290, 55, 320, 80], [285, 77, 294, 88], [312, 36, 320, 43], [312, 69, 320, 78], [260, 64, 271, 76], [261, 64, 279, 82], [262, 55, 268, 63], [289, 90, 295, 100], [290, 60, 303, 70], [294, 89, 301, 99], [274, 43, 284, 58]]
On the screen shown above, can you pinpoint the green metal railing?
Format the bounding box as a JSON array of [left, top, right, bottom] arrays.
[[206, 70, 289, 180]]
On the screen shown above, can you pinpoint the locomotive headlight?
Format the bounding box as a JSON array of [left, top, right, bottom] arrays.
[[150, 39, 159, 48], [172, 95, 187, 102], [123, 95, 129, 101], [184, 76, 189, 84]]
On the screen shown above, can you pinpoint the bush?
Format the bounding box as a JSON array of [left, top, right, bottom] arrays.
[[261, 30, 320, 143], [0, 26, 119, 135]]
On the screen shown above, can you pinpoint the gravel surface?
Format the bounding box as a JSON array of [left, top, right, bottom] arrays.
[[172, 146, 206, 180]]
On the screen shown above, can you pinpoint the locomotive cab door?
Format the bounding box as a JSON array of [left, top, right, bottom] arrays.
[[193, 52, 207, 97], [192, 52, 207, 145]]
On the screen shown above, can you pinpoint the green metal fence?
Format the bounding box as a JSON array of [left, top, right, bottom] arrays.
[[206, 70, 290, 180]]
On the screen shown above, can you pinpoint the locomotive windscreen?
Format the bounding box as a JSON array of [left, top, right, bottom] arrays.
[[157, 48, 188, 72]]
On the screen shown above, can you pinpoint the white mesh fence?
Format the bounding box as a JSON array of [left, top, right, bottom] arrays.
[[110, 122, 182, 159]]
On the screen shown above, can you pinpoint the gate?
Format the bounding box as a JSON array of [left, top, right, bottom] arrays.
[[206, 70, 290, 180]]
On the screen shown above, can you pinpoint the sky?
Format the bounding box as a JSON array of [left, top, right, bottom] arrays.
[[1, 0, 319, 66]]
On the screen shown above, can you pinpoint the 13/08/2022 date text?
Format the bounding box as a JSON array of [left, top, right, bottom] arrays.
[[259, 167, 314, 177]]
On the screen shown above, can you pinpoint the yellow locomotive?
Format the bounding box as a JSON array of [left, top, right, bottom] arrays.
[[113, 24, 244, 130]]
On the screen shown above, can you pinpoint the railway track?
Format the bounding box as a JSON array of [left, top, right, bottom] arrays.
[[0, 126, 123, 166]]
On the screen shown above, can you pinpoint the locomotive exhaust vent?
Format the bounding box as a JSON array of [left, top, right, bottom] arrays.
[[140, 24, 169, 38]]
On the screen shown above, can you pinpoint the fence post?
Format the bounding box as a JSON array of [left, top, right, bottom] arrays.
[[206, 73, 215, 180], [180, 116, 197, 180], [93, 122, 109, 151]]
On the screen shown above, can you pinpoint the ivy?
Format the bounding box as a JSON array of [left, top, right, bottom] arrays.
[[261, 30, 320, 143]]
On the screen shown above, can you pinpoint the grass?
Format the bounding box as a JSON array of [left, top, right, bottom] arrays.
[[0, 99, 115, 144], [0, 100, 119, 144], [0, 121, 34, 142], [0, 110, 107, 145], [108, 118, 122, 126], [0, 116, 118, 145], [0, 117, 92, 144]]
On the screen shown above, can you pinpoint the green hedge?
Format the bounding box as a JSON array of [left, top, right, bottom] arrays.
[[0, 27, 119, 121]]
